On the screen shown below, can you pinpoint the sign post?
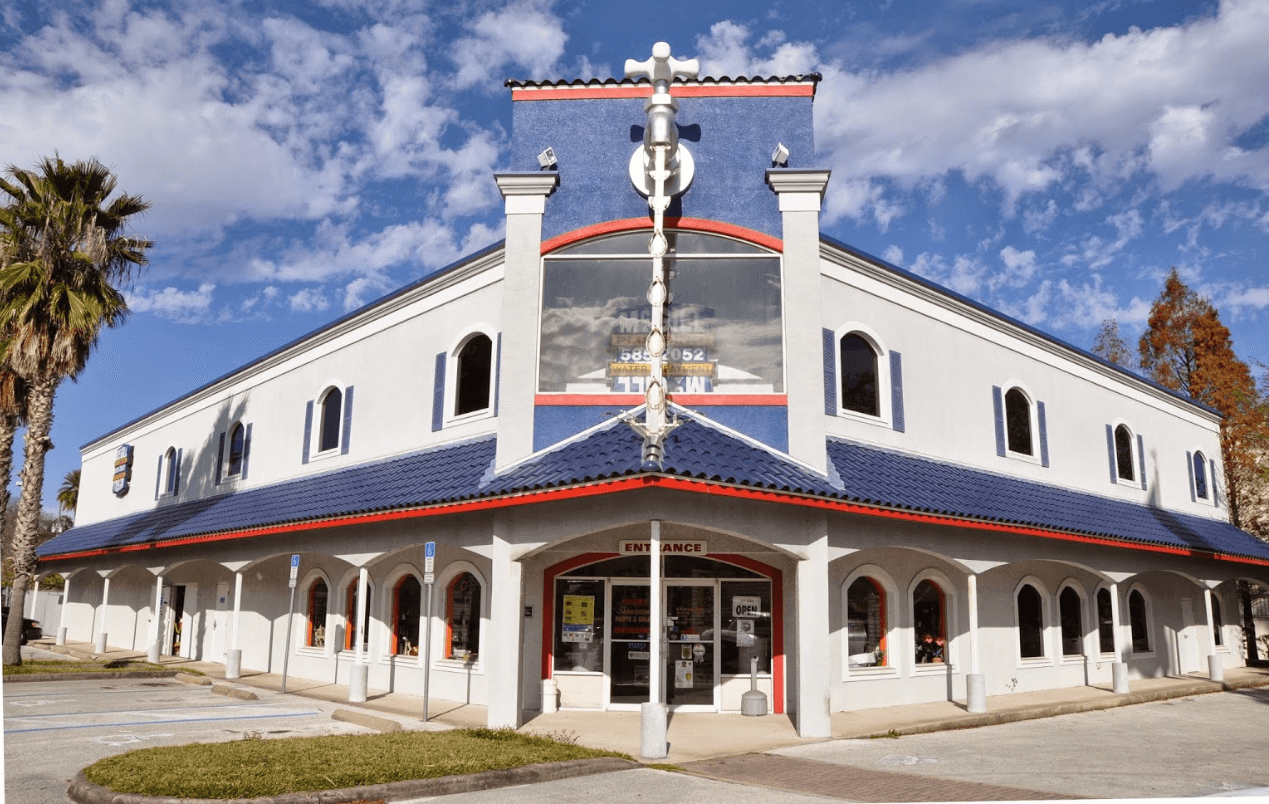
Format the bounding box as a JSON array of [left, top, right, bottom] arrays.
[[281, 555, 299, 693], [422, 541, 435, 721]]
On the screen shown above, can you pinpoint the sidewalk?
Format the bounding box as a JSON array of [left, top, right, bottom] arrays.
[[32, 639, 1269, 764]]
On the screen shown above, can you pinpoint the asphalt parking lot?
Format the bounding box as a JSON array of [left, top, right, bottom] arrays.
[[3, 667, 376, 804]]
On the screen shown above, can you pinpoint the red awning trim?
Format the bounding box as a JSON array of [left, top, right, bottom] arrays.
[[540, 217, 783, 255]]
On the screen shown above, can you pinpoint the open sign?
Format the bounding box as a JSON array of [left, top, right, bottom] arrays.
[[732, 596, 762, 617]]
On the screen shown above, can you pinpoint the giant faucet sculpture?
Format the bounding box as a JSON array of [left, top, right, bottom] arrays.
[[624, 42, 699, 469]]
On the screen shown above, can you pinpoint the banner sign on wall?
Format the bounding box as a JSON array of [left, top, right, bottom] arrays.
[[112, 445, 134, 497], [618, 540, 707, 556]]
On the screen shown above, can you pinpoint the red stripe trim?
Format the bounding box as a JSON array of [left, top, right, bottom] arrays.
[[38, 475, 1269, 568], [535, 394, 786, 406], [541, 218, 783, 255], [512, 84, 815, 101]]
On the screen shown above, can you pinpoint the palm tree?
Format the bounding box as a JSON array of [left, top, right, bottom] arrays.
[[57, 468, 79, 518], [0, 156, 151, 665], [0, 356, 27, 530]]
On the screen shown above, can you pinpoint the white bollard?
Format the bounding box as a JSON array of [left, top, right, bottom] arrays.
[[541, 679, 558, 714], [1208, 653, 1224, 683], [93, 633, 107, 654], [966, 673, 987, 713], [225, 649, 242, 679], [1112, 662, 1130, 694], [640, 701, 668, 760], [349, 663, 369, 703], [56, 626, 67, 646], [147, 641, 160, 664]]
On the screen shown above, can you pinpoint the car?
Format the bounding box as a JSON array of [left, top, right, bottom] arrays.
[[0, 607, 43, 645]]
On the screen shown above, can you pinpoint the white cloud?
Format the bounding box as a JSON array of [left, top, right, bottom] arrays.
[[289, 287, 330, 312], [451, 0, 567, 89], [696, 21, 818, 78], [128, 283, 217, 323], [882, 245, 904, 266]]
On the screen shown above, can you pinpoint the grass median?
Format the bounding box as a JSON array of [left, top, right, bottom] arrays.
[[2, 659, 172, 676], [84, 728, 631, 799]]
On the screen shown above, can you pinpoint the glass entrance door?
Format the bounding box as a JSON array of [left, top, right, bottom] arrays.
[[609, 584, 651, 705], [664, 584, 717, 708]]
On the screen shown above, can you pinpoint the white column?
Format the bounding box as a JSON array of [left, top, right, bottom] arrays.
[[967, 574, 981, 675], [56, 574, 71, 645], [766, 169, 831, 474], [1108, 582, 1129, 694], [231, 572, 243, 650], [795, 534, 831, 737], [355, 567, 369, 665], [1203, 588, 1223, 681], [486, 532, 525, 728], [147, 574, 164, 663], [493, 172, 559, 471], [94, 577, 111, 653]]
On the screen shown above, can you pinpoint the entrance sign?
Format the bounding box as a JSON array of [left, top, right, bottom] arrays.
[[619, 539, 706, 555], [732, 596, 761, 617]]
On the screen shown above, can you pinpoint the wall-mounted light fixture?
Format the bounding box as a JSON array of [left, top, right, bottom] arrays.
[[537, 147, 557, 169], [771, 142, 790, 167]]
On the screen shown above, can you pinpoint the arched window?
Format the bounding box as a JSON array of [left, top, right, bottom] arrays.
[[912, 580, 946, 664], [227, 424, 245, 476], [455, 334, 493, 416], [1017, 583, 1045, 658], [1114, 425, 1135, 482], [1194, 451, 1209, 499], [839, 334, 879, 416], [393, 575, 421, 656], [846, 577, 887, 666], [319, 387, 342, 453], [1005, 388, 1033, 455], [1059, 587, 1082, 656], [307, 579, 328, 648], [1096, 588, 1115, 654], [164, 447, 178, 494], [344, 580, 372, 652], [446, 572, 482, 660], [1128, 589, 1150, 652], [1212, 596, 1223, 647]]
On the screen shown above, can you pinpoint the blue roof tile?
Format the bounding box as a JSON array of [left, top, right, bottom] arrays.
[[39, 409, 1269, 565]]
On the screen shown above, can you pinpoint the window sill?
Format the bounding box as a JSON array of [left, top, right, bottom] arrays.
[[553, 669, 604, 675], [1004, 449, 1041, 465], [296, 646, 329, 658], [435, 658, 482, 674], [1129, 650, 1156, 660], [309, 448, 341, 463], [844, 666, 900, 681], [835, 409, 892, 429], [1017, 656, 1053, 669], [911, 662, 953, 676], [1115, 477, 1143, 489], [1059, 655, 1087, 665]]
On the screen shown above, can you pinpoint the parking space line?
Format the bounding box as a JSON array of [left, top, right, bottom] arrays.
[[5, 709, 322, 734]]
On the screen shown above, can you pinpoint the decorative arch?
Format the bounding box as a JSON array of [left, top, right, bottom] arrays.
[[1126, 582, 1155, 655], [908, 568, 958, 670], [841, 564, 900, 676], [448, 327, 498, 420], [298, 569, 332, 651], [541, 217, 783, 255], [1056, 578, 1088, 657], [833, 322, 890, 424], [1013, 575, 1052, 661]]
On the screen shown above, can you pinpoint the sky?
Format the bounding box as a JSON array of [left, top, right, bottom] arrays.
[[1, 0, 1267, 512]]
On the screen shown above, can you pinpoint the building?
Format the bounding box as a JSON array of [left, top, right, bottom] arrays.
[[36, 44, 1269, 740]]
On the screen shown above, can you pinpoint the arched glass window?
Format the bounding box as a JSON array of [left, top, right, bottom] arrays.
[[446, 573, 481, 661], [1212, 596, 1223, 646], [1060, 587, 1083, 656], [344, 581, 371, 652], [228, 424, 245, 476], [319, 387, 342, 452], [1005, 388, 1033, 455], [1018, 584, 1044, 658], [164, 448, 177, 494], [307, 579, 328, 648], [1115, 425, 1135, 481], [393, 575, 421, 656], [1194, 451, 1209, 499], [1128, 589, 1150, 652], [912, 580, 946, 664], [839, 334, 879, 416], [455, 335, 493, 416], [1097, 588, 1115, 653], [846, 577, 887, 666]]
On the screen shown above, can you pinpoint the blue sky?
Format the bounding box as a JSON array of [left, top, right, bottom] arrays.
[[2, 0, 1267, 511]]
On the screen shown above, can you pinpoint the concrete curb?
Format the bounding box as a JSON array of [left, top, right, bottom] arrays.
[[211, 684, 258, 700], [331, 708, 403, 733], [848, 676, 1269, 739], [176, 673, 214, 686], [2, 670, 179, 684], [66, 757, 640, 803]]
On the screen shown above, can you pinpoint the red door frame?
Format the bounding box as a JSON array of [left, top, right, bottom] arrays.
[[541, 550, 785, 714]]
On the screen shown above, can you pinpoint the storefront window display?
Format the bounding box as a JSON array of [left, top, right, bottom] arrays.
[[539, 232, 782, 396], [393, 575, 421, 655], [446, 573, 481, 661], [307, 579, 327, 648], [913, 580, 946, 663], [846, 577, 886, 667]]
